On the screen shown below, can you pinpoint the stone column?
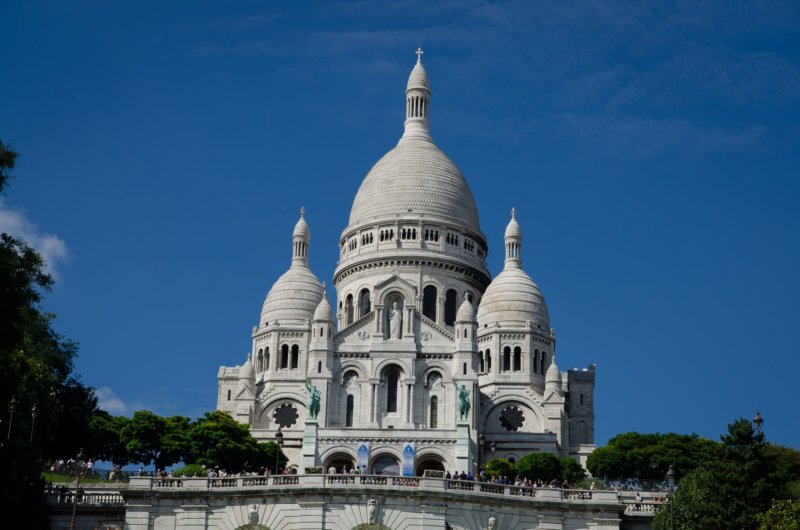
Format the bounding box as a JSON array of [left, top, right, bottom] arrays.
[[301, 420, 320, 470]]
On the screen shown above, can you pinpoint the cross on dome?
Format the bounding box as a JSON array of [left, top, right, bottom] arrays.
[[511, 207, 517, 219], [300, 206, 305, 218], [415, 47, 424, 64]]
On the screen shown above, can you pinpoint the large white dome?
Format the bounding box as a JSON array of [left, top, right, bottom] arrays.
[[347, 137, 481, 234]]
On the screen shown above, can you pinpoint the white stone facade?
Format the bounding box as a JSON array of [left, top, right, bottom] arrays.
[[217, 56, 596, 474]]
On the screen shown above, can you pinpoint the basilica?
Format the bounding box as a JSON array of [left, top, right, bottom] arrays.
[[216, 54, 596, 476]]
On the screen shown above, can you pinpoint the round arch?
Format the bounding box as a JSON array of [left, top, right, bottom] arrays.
[[419, 362, 451, 382], [235, 526, 271, 530], [351, 525, 392, 530], [339, 361, 367, 380], [482, 397, 544, 434], [369, 451, 400, 475], [323, 451, 356, 473], [254, 396, 306, 429], [415, 456, 446, 477]]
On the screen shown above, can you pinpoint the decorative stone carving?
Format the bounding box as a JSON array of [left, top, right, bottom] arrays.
[[367, 498, 378, 524], [487, 515, 497, 530], [358, 330, 370, 340], [389, 302, 402, 339], [249, 504, 259, 525]]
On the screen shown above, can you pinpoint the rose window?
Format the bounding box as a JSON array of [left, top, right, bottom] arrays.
[[499, 406, 525, 432], [273, 403, 299, 429]]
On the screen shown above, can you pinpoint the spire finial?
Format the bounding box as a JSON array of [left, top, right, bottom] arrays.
[[511, 207, 516, 219], [415, 47, 424, 64], [300, 206, 305, 218]]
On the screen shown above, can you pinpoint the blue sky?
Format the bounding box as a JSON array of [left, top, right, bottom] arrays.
[[1, 1, 799, 449]]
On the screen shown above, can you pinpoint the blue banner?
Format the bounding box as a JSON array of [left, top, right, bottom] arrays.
[[401, 442, 415, 477]]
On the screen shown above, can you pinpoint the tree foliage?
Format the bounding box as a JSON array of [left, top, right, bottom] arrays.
[[560, 457, 587, 483], [757, 499, 800, 530], [586, 431, 718, 480], [0, 141, 90, 528], [86, 410, 130, 465], [121, 411, 189, 470], [515, 453, 561, 481], [186, 411, 263, 473], [653, 419, 800, 530], [484, 458, 516, 478]]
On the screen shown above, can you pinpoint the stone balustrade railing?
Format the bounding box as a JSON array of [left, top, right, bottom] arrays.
[[47, 491, 125, 505], [126, 475, 619, 504]]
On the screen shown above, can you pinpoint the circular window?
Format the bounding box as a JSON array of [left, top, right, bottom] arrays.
[[273, 403, 299, 429], [499, 406, 525, 432]]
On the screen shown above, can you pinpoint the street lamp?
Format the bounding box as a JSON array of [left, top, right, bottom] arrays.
[[274, 428, 284, 474], [753, 411, 764, 432], [7, 397, 17, 440], [69, 448, 87, 530], [478, 433, 485, 471], [665, 464, 676, 530], [30, 404, 37, 443]]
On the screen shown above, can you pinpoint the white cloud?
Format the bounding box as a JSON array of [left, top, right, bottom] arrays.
[[96, 386, 129, 415], [0, 201, 69, 278]]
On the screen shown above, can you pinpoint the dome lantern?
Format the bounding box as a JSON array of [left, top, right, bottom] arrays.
[[292, 207, 310, 266], [403, 48, 432, 142], [504, 207, 522, 268]]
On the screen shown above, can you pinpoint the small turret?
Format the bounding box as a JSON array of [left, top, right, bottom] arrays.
[[402, 48, 432, 141], [504, 207, 522, 268], [545, 355, 562, 393], [292, 207, 310, 265]]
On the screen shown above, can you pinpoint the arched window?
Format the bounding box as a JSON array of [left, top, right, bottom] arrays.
[[513, 347, 522, 371], [486, 349, 492, 372], [422, 285, 437, 321], [479, 350, 485, 373], [280, 344, 289, 369], [533, 350, 539, 374], [444, 289, 457, 326], [290, 344, 299, 369], [541, 352, 547, 375], [386, 368, 399, 413], [227, 389, 231, 401], [503, 346, 511, 372], [359, 289, 371, 317], [257, 349, 263, 372], [346, 395, 354, 427], [345, 294, 354, 326], [430, 395, 438, 428], [265, 347, 270, 372]]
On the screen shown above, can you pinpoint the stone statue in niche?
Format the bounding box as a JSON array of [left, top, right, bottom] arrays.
[[487, 515, 497, 530], [249, 504, 259, 524], [388, 302, 402, 339]]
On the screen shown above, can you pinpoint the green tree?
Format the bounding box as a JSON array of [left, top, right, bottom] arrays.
[[654, 418, 789, 530], [586, 431, 718, 480], [185, 411, 261, 473], [653, 468, 713, 530], [0, 140, 17, 191], [757, 499, 800, 530], [515, 453, 561, 482], [483, 458, 516, 479], [122, 411, 189, 470], [0, 141, 86, 529], [560, 457, 587, 484], [86, 410, 130, 466]]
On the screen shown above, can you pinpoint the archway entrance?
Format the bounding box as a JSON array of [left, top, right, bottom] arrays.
[[324, 453, 355, 473], [415, 457, 445, 477], [371, 454, 399, 475]]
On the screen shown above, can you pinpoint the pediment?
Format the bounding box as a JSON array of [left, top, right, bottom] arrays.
[[418, 313, 455, 344], [374, 274, 417, 293]]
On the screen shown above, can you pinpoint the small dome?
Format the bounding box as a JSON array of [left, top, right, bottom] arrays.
[[313, 290, 333, 322], [545, 356, 562, 386], [239, 358, 254, 380], [477, 267, 550, 329], [293, 210, 310, 239], [456, 297, 476, 323], [260, 266, 324, 327], [407, 62, 429, 92]]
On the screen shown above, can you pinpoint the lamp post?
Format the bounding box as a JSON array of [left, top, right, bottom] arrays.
[[753, 410, 764, 432], [30, 404, 37, 443], [274, 428, 284, 474], [7, 397, 17, 440], [69, 448, 87, 530], [665, 465, 676, 530], [478, 433, 485, 472]]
